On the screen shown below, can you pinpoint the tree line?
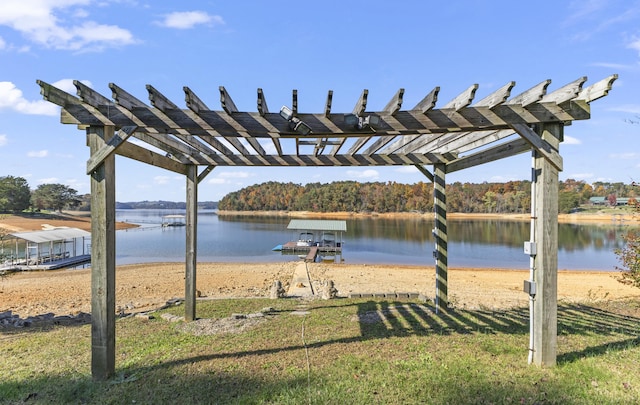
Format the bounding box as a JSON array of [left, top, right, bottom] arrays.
[[0, 176, 83, 213], [218, 179, 639, 214]]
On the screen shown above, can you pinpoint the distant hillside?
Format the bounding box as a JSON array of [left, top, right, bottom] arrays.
[[115, 200, 218, 210]]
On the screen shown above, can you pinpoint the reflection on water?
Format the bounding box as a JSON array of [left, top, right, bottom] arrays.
[[114, 210, 635, 270]]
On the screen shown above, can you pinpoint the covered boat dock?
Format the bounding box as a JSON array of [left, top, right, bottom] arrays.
[[5, 228, 91, 270], [278, 219, 346, 262]]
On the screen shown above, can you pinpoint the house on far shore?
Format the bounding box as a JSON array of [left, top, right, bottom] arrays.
[[3, 227, 91, 271], [589, 196, 630, 206]]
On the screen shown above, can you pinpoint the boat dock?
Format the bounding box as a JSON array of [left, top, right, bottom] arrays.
[[4, 254, 91, 271], [280, 242, 342, 262]]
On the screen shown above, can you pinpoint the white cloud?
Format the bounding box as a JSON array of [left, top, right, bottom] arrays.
[[609, 152, 639, 159], [0, 36, 5, 49], [158, 11, 224, 30], [0, 0, 136, 51], [0, 81, 59, 115], [207, 177, 227, 185], [153, 175, 172, 185], [563, 135, 581, 145], [0, 134, 7, 146], [37, 177, 58, 184], [218, 171, 251, 179], [568, 172, 594, 180], [345, 169, 379, 179], [27, 149, 49, 158], [394, 166, 418, 174], [609, 104, 640, 114]]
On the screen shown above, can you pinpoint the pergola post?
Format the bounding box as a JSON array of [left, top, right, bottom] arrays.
[[88, 125, 116, 380], [532, 123, 561, 366], [185, 165, 198, 321], [433, 163, 448, 312]]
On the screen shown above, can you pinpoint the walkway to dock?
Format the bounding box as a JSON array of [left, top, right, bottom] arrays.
[[287, 262, 314, 297]]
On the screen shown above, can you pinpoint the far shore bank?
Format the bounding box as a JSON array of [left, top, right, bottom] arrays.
[[217, 209, 639, 225]]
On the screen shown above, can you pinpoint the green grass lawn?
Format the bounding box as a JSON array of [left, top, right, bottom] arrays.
[[2, 298, 640, 404]]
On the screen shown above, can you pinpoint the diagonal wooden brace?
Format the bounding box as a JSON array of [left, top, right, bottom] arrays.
[[86, 126, 137, 174], [510, 123, 563, 171]]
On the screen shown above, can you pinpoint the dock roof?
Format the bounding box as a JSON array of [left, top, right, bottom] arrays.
[[11, 228, 91, 244], [287, 219, 347, 232]]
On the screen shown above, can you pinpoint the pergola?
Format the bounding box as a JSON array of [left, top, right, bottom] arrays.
[[38, 74, 616, 380]]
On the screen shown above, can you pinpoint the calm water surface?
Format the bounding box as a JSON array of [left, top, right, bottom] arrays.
[[114, 210, 635, 270]]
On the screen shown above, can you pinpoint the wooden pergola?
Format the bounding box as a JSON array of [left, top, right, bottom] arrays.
[[38, 74, 616, 380]]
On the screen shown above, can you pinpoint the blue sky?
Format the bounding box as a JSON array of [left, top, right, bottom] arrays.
[[0, 0, 639, 202]]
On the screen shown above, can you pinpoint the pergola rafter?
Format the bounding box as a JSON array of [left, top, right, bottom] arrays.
[[37, 74, 617, 380]]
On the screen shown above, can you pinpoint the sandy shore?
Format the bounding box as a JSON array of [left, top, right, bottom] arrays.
[[2, 261, 638, 318], [2, 212, 638, 319]]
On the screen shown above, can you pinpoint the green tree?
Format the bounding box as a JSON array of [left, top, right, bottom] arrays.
[[558, 191, 580, 214], [0, 175, 31, 212], [31, 183, 80, 212]]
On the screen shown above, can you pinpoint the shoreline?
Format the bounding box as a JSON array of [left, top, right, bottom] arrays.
[[217, 210, 639, 225]]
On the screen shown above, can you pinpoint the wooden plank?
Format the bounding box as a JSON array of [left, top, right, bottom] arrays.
[[197, 166, 216, 183], [353, 89, 368, 115], [147, 84, 179, 110], [115, 141, 187, 175], [185, 165, 198, 322], [507, 80, 551, 107], [532, 123, 561, 367], [88, 125, 116, 380], [412, 87, 440, 113], [383, 88, 404, 115], [433, 163, 448, 312], [74, 80, 113, 107], [86, 126, 137, 174], [541, 77, 586, 103], [510, 123, 563, 171], [324, 90, 333, 117], [473, 81, 515, 107], [292, 89, 298, 116], [443, 84, 478, 111], [257, 88, 269, 116], [109, 82, 148, 110], [183, 87, 252, 155], [219, 86, 238, 113], [576, 74, 618, 103], [447, 138, 531, 173], [414, 164, 434, 182]]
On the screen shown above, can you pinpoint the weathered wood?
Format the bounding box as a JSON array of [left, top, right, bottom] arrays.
[[414, 164, 434, 182], [185, 165, 198, 322], [443, 84, 478, 111], [510, 123, 563, 171], [507, 80, 550, 107], [88, 125, 116, 381], [114, 140, 187, 175], [109, 82, 148, 110], [86, 126, 137, 174], [147, 84, 179, 110], [257, 88, 269, 116], [473, 81, 515, 108], [197, 166, 216, 183], [383, 88, 405, 115], [412, 87, 440, 113], [447, 138, 531, 173], [324, 90, 333, 118], [219, 86, 238, 113], [576, 74, 617, 102], [433, 163, 448, 312], [541, 77, 586, 104], [292, 89, 298, 116], [532, 123, 561, 367]]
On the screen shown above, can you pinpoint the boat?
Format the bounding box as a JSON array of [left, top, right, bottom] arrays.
[[162, 214, 186, 227]]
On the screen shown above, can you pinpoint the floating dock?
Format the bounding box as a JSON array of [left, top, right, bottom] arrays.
[[279, 242, 342, 262]]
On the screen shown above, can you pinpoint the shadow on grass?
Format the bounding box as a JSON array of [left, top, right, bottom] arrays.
[[4, 300, 640, 403]]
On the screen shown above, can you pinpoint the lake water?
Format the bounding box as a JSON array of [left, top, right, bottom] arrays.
[[116, 210, 627, 271], [114, 210, 635, 271]]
